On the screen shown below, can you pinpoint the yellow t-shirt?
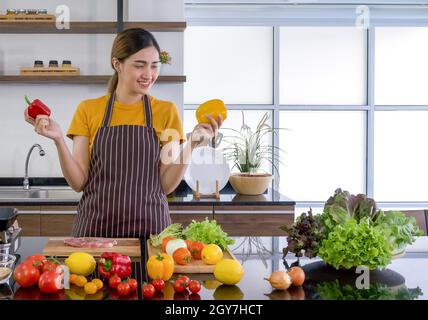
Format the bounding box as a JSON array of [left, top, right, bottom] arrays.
[[66, 94, 185, 153]]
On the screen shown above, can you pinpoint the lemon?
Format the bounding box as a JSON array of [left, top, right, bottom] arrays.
[[214, 259, 244, 285], [201, 244, 223, 265], [65, 252, 96, 276]]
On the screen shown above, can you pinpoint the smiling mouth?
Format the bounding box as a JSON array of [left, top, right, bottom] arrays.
[[138, 80, 151, 88]]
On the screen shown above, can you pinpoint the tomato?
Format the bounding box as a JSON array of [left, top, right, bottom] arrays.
[[173, 279, 187, 293], [151, 279, 164, 291], [127, 278, 138, 292], [189, 241, 205, 260], [142, 283, 155, 298], [13, 262, 40, 287], [117, 283, 131, 296], [38, 270, 63, 293], [109, 275, 121, 289], [42, 261, 63, 275], [178, 275, 190, 288], [288, 267, 305, 286], [189, 293, 201, 300], [162, 237, 175, 253], [185, 240, 193, 250], [25, 254, 47, 272], [188, 280, 201, 293], [173, 248, 192, 265]]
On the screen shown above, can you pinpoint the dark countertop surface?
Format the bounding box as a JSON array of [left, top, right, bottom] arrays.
[[2, 236, 427, 300], [0, 178, 295, 207]]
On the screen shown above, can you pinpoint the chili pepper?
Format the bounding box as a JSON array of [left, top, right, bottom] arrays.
[[98, 252, 132, 280], [25, 95, 51, 119]]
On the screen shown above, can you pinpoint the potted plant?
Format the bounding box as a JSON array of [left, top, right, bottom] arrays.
[[220, 111, 285, 195]]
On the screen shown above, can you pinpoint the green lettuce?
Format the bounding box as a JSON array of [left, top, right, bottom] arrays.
[[182, 219, 234, 250], [318, 218, 391, 270], [375, 210, 423, 252]]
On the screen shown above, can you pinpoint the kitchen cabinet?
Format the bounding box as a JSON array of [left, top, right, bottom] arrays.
[[213, 205, 294, 236]]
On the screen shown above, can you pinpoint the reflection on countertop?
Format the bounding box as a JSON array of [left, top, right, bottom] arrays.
[[2, 236, 428, 300]]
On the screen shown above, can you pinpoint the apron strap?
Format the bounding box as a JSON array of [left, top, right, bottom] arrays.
[[143, 95, 153, 128], [101, 92, 115, 127], [102, 92, 152, 128]]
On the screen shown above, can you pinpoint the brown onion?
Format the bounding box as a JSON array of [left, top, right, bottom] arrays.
[[264, 270, 292, 290]]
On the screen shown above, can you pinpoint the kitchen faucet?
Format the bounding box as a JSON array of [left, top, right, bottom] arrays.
[[23, 144, 45, 190]]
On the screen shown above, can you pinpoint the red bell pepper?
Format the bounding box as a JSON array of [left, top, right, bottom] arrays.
[[25, 95, 51, 119], [98, 252, 132, 280]]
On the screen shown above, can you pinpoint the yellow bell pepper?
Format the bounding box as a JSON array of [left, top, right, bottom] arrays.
[[196, 99, 227, 124], [147, 253, 174, 281]]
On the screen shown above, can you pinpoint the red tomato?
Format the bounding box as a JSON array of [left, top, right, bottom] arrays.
[[189, 242, 205, 260], [117, 283, 131, 296], [38, 270, 63, 293], [185, 240, 193, 250], [13, 262, 40, 287], [25, 254, 47, 272], [42, 261, 63, 275], [173, 248, 192, 265], [162, 237, 175, 253], [188, 280, 201, 293], [178, 275, 190, 287], [109, 275, 121, 289], [173, 279, 187, 293], [127, 278, 138, 292], [151, 279, 165, 291], [142, 284, 155, 298]]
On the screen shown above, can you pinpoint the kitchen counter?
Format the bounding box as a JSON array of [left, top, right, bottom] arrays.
[[0, 179, 295, 207], [2, 236, 428, 300]]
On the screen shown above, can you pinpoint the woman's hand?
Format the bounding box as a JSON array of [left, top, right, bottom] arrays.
[[24, 108, 63, 142], [190, 115, 223, 148]]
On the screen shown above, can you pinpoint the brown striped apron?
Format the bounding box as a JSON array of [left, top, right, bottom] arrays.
[[72, 93, 171, 238]]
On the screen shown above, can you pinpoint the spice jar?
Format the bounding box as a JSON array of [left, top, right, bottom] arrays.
[[16, 9, 26, 15], [62, 60, 72, 68], [6, 9, 17, 15], [37, 9, 48, 15], [34, 60, 44, 68], [48, 60, 59, 68], [26, 9, 38, 15]]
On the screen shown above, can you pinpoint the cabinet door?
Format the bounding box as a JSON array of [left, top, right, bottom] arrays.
[[169, 205, 214, 226], [213, 205, 295, 236], [40, 206, 77, 236]]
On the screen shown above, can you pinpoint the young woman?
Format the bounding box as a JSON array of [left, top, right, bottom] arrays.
[[24, 28, 222, 238]]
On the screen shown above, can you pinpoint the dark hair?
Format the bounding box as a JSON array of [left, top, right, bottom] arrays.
[[108, 28, 161, 93]]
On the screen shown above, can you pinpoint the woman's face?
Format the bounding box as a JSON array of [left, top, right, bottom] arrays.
[[116, 46, 161, 95]]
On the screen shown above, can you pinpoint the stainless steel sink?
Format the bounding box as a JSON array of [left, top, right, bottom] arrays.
[[0, 187, 81, 201]]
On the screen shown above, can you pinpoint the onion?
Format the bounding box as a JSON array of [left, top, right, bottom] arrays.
[[165, 238, 187, 256], [264, 270, 292, 290]]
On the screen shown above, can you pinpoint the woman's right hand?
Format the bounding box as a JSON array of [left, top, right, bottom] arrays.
[[24, 108, 63, 142]]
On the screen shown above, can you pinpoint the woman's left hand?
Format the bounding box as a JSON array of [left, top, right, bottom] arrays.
[[190, 115, 223, 148]]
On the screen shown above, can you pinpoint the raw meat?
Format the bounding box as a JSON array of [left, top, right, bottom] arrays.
[[63, 237, 117, 248]]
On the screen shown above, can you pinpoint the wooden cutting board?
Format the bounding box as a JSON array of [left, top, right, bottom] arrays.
[[43, 238, 141, 258], [147, 240, 238, 273]]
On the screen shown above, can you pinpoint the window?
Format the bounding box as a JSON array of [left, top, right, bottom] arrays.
[[279, 27, 367, 105], [375, 27, 428, 106], [184, 26, 273, 104], [279, 111, 366, 201]]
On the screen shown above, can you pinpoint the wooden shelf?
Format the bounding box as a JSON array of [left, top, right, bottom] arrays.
[[0, 21, 186, 34], [0, 75, 186, 84]]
